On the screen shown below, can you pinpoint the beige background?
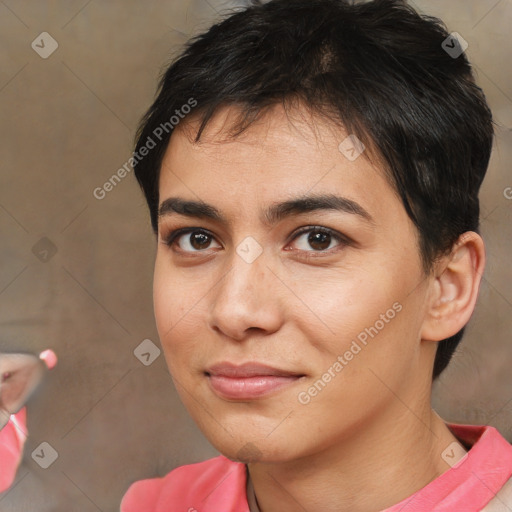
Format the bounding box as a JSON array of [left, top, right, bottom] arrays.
[[0, 0, 510, 510]]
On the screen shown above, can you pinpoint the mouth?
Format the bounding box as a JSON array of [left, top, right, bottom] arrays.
[[205, 362, 306, 400]]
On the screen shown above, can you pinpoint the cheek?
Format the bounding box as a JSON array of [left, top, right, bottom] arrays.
[[152, 263, 173, 337], [153, 257, 195, 333], [296, 259, 425, 368], [152, 259, 206, 369], [153, 261, 186, 363], [291, 268, 396, 345]]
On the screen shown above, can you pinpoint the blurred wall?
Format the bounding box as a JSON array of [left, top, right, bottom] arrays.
[[0, 0, 510, 510]]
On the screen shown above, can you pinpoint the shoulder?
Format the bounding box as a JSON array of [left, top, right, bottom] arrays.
[[120, 455, 248, 512], [480, 476, 512, 511], [447, 423, 512, 511]]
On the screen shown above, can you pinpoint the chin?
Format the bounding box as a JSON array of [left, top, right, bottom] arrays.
[[203, 428, 300, 464]]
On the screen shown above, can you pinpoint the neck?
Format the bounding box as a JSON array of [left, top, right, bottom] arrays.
[[247, 406, 463, 512]]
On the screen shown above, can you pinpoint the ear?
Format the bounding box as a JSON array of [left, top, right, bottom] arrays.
[[421, 231, 486, 342]]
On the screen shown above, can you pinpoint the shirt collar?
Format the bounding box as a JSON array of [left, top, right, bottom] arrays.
[[244, 424, 512, 512]]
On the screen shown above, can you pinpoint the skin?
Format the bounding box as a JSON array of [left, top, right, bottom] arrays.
[[152, 103, 485, 512], [0, 350, 57, 429]]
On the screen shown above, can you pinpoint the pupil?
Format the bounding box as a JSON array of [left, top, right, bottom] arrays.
[[191, 232, 210, 250], [309, 231, 330, 251]]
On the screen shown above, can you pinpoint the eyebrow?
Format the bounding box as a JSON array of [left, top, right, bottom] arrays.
[[158, 193, 374, 228]]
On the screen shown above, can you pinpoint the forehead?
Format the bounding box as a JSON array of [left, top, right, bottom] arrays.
[[158, 103, 402, 229], [166, 103, 372, 170]]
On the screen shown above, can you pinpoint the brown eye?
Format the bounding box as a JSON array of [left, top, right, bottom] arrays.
[[188, 232, 213, 250], [163, 228, 222, 253], [289, 226, 348, 253], [306, 231, 332, 251]]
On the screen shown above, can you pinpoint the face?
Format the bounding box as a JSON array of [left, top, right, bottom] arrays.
[[153, 104, 434, 463]]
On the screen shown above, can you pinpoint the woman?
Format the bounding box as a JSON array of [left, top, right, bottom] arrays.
[[121, 0, 512, 510]]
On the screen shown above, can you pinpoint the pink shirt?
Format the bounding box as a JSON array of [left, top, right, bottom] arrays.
[[121, 424, 512, 511], [0, 408, 27, 494]]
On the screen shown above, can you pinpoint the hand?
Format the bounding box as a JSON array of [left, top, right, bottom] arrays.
[[0, 349, 57, 494], [0, 349, 57, 430]]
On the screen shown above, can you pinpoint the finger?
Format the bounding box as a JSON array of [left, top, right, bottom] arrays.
[[39, 349, 57, 370]]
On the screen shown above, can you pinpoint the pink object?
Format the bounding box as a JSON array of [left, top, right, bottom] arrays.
[[0, 408, 27, 494], [39, 349, 58, 370], [120, 424, 512, 511], [0, 348, 57, 494]]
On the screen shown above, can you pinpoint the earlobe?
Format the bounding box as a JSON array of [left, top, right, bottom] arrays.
[[421, 232, 486, 342]]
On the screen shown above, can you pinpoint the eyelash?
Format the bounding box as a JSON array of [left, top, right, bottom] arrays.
[[160, 225, 351, 257]]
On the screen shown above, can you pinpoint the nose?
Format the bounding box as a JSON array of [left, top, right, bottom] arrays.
[[208, 247, 284, 342]]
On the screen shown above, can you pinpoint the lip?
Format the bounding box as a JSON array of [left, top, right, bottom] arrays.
[[205, 362, 305, 400]]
